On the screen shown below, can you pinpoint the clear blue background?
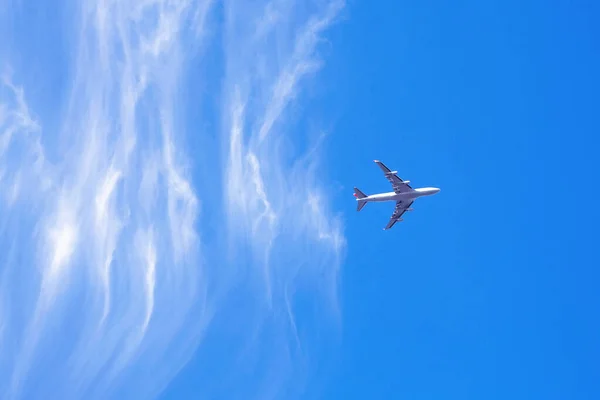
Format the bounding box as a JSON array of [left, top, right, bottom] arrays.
[[310, 1, 599, 399]]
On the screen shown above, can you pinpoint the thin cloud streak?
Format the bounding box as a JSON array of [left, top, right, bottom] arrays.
[[221, 0, 346, 397]]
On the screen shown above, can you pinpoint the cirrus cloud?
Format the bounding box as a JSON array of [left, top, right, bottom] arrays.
[[0, 0, 345, 399]]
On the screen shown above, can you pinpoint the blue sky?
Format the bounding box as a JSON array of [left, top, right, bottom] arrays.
[[1, 1, 599, 399]]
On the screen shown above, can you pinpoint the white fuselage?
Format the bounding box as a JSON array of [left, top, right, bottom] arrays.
[[364, 187, 440, 202]]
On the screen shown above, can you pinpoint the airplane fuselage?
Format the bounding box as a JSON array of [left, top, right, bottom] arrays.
[[362, 187, 440, 203]]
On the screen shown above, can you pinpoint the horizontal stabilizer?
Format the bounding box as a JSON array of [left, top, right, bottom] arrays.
[[353, 187, 367, 199], [354, 187, 368, 212], [356, 200, 367, 212]]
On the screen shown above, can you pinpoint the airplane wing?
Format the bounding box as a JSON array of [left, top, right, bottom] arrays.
[[384, 200, 413, 230], [374, 160, 412, 193]]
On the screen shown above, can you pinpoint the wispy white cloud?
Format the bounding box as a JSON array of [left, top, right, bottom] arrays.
[[0, 0, 345, 398], [1, 1, 210, 399], [219, 0, 346, 397]]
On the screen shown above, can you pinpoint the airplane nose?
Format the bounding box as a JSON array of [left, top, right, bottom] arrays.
[[433, 188, 440, 194]]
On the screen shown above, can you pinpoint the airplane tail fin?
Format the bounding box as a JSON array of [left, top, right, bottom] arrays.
[[353, 187, 368, 212]]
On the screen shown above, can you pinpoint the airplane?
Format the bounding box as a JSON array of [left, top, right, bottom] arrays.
[[353, 160, 440, 230]]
